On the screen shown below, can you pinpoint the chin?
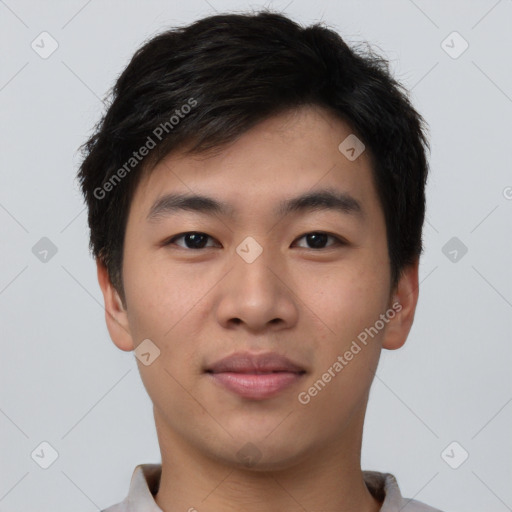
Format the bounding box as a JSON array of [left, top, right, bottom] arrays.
[[210, 436, 309, 473]]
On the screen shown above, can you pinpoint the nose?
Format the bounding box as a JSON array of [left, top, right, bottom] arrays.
[[214, 242, 299, 333]]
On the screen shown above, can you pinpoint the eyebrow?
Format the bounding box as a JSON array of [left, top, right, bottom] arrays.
[[146, 187, 364, 223]]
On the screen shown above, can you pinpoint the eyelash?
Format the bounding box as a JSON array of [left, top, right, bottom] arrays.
[[163, 231, 347, 250]]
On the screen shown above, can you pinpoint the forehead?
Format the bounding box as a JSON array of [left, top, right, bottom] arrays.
[[129, 105, 380, 223]]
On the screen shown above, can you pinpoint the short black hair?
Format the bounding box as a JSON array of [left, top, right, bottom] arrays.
[[77, 10, 430, 307]]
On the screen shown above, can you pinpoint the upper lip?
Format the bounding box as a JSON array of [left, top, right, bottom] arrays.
[[205, 352, 306, 374]]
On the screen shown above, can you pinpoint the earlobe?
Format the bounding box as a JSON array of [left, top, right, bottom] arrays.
[[381, 259, 420, 351], [96, 258, 135, 352]]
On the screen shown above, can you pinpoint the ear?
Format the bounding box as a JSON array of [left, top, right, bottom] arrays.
[[96, 258, 135, 352], [381, 258, 420, 351]]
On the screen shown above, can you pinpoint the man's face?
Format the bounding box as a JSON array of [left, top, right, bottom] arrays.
[[106, 105, 408, 469]]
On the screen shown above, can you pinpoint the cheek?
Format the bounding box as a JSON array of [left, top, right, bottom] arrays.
[[122, 252, 218, 369], [123, 258, 202, 390], [294, 269, 386, 423], [302, 261, 389, 346], [122, 251, 185, 341]]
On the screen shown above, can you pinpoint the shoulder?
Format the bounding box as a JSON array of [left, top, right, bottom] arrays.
[[399, 498, 446, 511], [363, 470, 445, 511], [100, 504, 128, 512], [400, 498, 443, 512], [99, 463, 163, 512]]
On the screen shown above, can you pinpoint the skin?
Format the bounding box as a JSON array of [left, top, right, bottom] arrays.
[[97, 105, 419, 512]]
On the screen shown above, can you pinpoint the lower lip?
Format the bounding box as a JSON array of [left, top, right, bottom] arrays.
[[207, 372, 304, 400]]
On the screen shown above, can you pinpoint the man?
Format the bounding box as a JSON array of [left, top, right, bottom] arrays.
[[78, 10, 442, 512]]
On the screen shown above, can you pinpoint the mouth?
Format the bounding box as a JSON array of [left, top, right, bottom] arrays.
[[206, 370, 306, 400], [204, 352, 306, 400]]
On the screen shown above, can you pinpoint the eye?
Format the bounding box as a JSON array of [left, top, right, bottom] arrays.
[[164, 232, 220, 249], [163, 231, 346, 250], [293, 232, 346, 249]]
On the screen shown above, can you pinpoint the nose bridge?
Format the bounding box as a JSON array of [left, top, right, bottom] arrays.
[[232, 234, 277, 290], [235, 234, 267, 267], [214, 234, 297, 330]]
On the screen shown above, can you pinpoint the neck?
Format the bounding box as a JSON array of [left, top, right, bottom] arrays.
[[153, 406, 382, 512]]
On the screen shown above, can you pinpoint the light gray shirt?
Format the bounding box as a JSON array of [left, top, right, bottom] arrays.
[[101, 463, 444, 512]]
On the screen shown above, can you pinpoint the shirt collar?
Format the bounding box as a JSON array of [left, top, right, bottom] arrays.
[[109, 463, 412, 512]]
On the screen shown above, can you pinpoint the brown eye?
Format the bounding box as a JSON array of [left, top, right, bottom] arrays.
[[165, 232, 219, 249], [294, 232, 345, 249]]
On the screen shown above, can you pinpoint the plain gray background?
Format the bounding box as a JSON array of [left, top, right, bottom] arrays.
[[1, 1, 511, 511]]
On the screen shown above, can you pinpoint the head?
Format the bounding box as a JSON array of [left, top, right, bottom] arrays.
[[78, 11, 429, 469]]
